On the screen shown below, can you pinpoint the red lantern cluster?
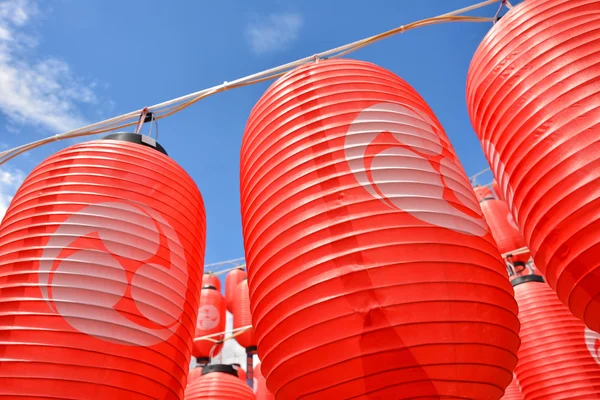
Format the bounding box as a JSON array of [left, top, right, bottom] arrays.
[[512, 270, 600, 398], [240, 58, 520, 399], [226, 268, 247, 313], [192, 284, 226, 363], [0, 133, 206, 399], [467, 0, 600, 332], [184, 364, 256, 400]]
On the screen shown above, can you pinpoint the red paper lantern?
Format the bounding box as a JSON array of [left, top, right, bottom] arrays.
[[254, 363, 274, 400], [202, 273, 221, 293], [467, 0, 600, 332], [240, 58, 520, 399], [184, 365, 256, 400], [473, 185, 495, 202], [512, 270, 600, 398], [226, 268, 247, 313], [0, 133, 206, 399], [501, 375, 523, 400], [232, 279, 256, 351], [491, 179, 503, 201], [192, 285, 226, 363], [233, 363, 247, 383]]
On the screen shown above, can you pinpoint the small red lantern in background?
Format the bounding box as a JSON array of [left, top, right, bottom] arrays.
[[253, 363, 274, 400], [0, 133, 206, 400], [192, 284, 226, 364], [233, 278, 257, 389], [240, 58, 520, 399], [510, 264, 600, 399], [479, 198, 529, 264], [501, 375, 522, 400], [473, 185, 495, 202], [202, 273, 221, 293], [491, 179, 503, 201], [467, 0, 600, 332], [184, 365, 256, 400], [226, 268, 247, 313]]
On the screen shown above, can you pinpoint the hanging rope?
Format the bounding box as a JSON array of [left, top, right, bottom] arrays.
[[0, 0, 507, 166]]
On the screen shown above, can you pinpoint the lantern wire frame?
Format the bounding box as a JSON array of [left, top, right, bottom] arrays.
[[0, 0, 507, 166]]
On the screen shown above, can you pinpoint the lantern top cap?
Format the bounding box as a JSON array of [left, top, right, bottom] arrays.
[[101, 132, 168, 156], [202, 284, 218, 290], [201, 364, 239, 377]]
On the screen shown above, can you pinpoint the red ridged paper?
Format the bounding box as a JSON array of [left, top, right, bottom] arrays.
[[467, 0, 600, 331], [492, 179, 503, 201], [514, 278, 600, 398], [501, 375, 523, 400], [240, 58, 520, 399], [192, 286, 226, 360], [0, 138, 206, 399], [184, 370, 256, 400]]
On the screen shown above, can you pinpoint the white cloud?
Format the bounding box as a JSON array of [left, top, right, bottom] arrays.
[[0, 166, 24, 221], [246, 12, 303, 55], [0, 0, 99, 133]]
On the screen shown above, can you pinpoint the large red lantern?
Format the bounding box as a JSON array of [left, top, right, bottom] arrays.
[[473, 185, 494, 202], [511, 268, 600, 398], [467, 0, 600, 332], [254, 363, 274, 400], [240, 58, 520, 399], [226, 267, 247, 313], [0, 133, 206, 399], [192, 284, 226, 364], [184, 364, 256, 400], [202, 273, 221, 292], [501, 375, 522, 400]]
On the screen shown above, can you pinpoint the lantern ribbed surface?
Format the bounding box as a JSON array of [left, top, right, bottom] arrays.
[[193, 286, 226, 360], [184, 367, 256, 400], [480, 199, 526, 255], [466, 0, 600, 332], [233, 279, 256, 350], [513, 277, 600, 399], [254, 363, 274, 400], [0, 135, 206, 399], [474, 185, 495, 202], [501, 375, 523, 400], [226, 268, 247, 313], [240, 58, 520, 399], [203, 273, 221, 293]]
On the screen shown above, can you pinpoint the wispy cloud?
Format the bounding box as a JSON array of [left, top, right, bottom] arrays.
[[0, 0, 100, 133], [246, 12, 303, 55], [0, 166, 24, 221]]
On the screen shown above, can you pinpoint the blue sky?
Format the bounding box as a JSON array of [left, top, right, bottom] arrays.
[[0, 0, 522, 270]]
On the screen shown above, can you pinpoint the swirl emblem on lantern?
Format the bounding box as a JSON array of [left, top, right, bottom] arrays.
[[38, 200, 189, 347], [196, 304, 221, 331], [344, 102, 488, 236]]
